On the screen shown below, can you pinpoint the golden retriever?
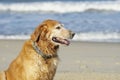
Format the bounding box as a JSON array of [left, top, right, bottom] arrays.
[[0, 19, 75, 80]]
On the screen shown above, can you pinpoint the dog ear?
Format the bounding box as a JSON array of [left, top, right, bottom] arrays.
[[31, 24, 47, 42]]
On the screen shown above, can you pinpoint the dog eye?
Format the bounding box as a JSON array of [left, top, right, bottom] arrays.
[[56, 26, 61, 30]]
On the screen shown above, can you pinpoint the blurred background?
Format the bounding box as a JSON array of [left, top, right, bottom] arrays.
[[0, 0, 120, 42]]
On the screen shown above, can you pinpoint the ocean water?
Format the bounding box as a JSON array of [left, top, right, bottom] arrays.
[[0, 0, 120, 42]]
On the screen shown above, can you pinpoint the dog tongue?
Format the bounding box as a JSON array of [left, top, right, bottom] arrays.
[[55, 37, 70, 45], [63, 39, 70, 45]]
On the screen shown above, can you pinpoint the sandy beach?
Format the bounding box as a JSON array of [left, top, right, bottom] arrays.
[[0, 40, 120, 80]]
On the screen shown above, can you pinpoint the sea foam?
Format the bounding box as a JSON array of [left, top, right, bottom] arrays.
[[73, 32, 120, 42], [0, 32, 120, 42], [0, 35, 30, 40], [0, 1, 120, 13]]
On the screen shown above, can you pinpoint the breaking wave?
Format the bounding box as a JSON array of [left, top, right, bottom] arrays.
[[0, 32, 120, 42], [73, 32, 120, 42], [0, 35, 30, 40], [0, 1, 120, 13]]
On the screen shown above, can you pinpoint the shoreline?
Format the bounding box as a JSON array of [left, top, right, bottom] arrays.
[[0, 39, 120, 43]]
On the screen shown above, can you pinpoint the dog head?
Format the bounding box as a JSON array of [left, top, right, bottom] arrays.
[[31, 19, 75, 46]]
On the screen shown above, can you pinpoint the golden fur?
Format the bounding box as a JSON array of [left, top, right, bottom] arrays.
[[0, 19, 75, 80]]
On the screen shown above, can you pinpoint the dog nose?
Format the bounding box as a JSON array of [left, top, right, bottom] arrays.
[[72, 32, 75, 38], [69, 30, 75, 38], [70, 31, 75, 38]]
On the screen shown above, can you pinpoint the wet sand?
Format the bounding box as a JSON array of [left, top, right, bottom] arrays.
[[0, 40, 120, 80]]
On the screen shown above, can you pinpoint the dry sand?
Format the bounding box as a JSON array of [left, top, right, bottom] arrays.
[[0, 40, 120, 80]]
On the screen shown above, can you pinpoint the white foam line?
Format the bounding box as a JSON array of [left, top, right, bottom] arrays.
[[0, 32, 120, 42], [0, 1, 120, 13], [73, 32, 120, 41], [0, 35, 30, 40]]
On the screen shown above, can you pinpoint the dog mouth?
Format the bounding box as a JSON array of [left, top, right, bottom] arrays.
[[52, 37, 70, 46]]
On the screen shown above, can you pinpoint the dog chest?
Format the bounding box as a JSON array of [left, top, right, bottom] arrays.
[[25, 58, 58, 80]]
